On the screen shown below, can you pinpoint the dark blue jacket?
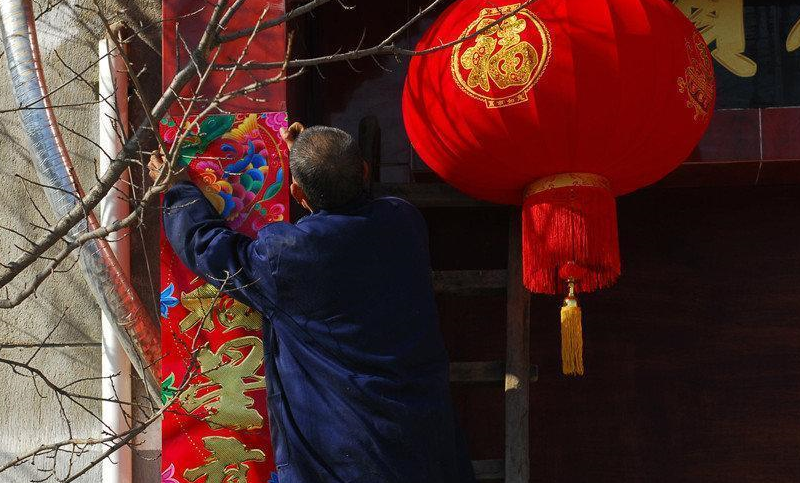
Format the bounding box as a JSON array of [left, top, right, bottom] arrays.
[[163, 182, 475, 483]]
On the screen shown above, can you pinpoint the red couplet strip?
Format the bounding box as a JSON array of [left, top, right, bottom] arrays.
[[160, 2, 288, 482], [162, 0, 287, 114]]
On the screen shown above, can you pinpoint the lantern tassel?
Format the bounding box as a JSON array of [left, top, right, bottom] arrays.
[[561, 281, 584, 376], [522, 173, 621, 294]]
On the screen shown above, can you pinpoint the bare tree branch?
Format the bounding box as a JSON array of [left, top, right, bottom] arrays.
[[0, 0, 502, 479]]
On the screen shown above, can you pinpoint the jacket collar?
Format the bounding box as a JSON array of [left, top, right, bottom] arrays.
[[310, 191, 372, 217]]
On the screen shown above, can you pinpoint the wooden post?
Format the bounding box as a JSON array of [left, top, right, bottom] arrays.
[[358, 115, 381, 182], [505, 210, 531, 483]]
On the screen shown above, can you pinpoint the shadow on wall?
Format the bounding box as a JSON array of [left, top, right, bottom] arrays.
[[0, 127, 99, 349]]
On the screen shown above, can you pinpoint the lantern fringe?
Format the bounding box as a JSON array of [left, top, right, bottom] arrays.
[[560, 301, 584, 376], [522, 184, 621, 294]]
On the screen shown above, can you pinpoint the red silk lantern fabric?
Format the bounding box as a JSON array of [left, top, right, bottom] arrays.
[[403, 0, 715, 294]]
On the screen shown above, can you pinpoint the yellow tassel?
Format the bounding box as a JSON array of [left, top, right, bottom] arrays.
[[561, 283, 584, 376]]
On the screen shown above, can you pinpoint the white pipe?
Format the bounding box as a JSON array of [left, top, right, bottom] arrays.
[[99, 35, 132, 483]]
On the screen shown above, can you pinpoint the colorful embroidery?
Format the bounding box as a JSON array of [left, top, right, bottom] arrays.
[[160, 283, 179, 318], [161, 463, 180, 483], [161, 373, 179, 405], [161, 112, 288, 482], [162, 113, 288, 237]]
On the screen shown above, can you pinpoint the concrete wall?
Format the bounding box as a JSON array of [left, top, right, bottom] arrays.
[[0, 1, 161, 482]]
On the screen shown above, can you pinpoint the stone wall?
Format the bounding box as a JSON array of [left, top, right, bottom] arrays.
[[0, 2, 161, 482]]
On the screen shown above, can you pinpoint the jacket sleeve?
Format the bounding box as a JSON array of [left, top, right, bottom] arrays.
[[162, 181, 277, 312]]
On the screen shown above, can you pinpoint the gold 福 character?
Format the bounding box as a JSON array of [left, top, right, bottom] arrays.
[[461, 14, 539, 91]]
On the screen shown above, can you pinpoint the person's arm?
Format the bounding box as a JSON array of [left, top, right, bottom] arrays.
[[154, 122, 303, 310], [162, 182, 276, 311]]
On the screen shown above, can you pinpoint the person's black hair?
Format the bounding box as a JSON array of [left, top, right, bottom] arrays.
[[289, 126, 365, 211]]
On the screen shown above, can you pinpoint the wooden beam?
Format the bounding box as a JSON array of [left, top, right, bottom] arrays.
[[451, 361, 505, 383], [450, 361, 538, 384], [505, 211, 531, 483], [473, 459, 504, 481], [433, 270, 507, 295], [372, 183, 495, 208]]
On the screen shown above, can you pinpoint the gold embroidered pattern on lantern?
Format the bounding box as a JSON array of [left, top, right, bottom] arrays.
[[451, 4, 551, 108], [678, 31, 715, 121], [525, 173, 612, 198]]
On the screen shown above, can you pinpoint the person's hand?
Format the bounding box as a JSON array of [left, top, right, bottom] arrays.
[[148, 151, 167, 184], [280, 122, 305, 150], [148, 150, 190, 187]]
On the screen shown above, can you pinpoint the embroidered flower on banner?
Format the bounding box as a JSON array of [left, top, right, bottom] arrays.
[[160, 283, 179, 318], [161, 463, 179, 483], [161, 373, 179, 405]]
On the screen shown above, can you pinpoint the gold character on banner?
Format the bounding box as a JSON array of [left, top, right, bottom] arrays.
[[451, 4, 551, 108], [184, 436, 266, 483], [180, 336, 265, 430], [673, 0, 757, 77], [179, 282, 261, 334]]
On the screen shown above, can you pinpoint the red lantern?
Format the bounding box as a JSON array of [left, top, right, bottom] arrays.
[[403, 0, 715, 375]]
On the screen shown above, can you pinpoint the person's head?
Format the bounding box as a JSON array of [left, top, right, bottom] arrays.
[[289, 126, 368, 212]]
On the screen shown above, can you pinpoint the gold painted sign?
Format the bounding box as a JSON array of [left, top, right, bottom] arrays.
[[674, 0, 800, 77], [452, 4, 551, 108]]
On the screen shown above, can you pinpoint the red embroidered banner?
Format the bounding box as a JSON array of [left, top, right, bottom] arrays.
[[159, 112, 288, 483], [161, 2, 287, 482]]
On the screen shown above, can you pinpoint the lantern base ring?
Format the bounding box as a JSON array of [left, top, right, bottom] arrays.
[[524, 173, 612, 198]]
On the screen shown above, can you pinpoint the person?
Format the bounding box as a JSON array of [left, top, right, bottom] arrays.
[[151, 123, 476, 483]]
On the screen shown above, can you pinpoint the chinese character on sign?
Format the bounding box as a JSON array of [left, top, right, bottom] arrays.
[[180, 336, 265, 430], [788, 18, 800, 52], [673, 0, 757, 77], [674, 1, 800, 74], [184, 436, 266, 483]]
